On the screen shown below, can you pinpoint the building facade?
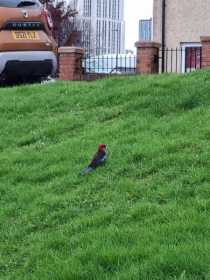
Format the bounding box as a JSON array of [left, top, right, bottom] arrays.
[[74, 0, 125, 55], [153, 0, 210, 72], [139, 19, 152, 41], [153, 0, 210, 48]]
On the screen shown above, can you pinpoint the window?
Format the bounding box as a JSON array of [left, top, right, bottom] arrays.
[[118, 23, 121, 53], [116, 0, 120, 19], [96, 20, 103, 55], [112, 0, 116, 19], [111, 22, 115, 53], [109, 0, 112, 18], [103, 0, 107, 18], [97, 0, 101, 17], [104, 21, 107, 53], [83, 0, 91, 17], [82, 19, 91, 53], [180, 43, 201, 73], [108, 21, 111, 53]]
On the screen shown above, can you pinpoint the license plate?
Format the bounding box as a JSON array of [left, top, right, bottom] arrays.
[[12, 31, 39, 40]]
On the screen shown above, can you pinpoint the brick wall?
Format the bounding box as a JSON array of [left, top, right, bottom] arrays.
[[135, 41, 161, 74], [201, 36, 210, 69], [58, 47, 84, 81]]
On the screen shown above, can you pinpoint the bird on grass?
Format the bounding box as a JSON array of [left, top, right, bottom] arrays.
[[80, 144, 108, 175]]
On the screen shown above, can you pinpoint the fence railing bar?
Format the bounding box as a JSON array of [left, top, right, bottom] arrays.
[[171, 49, 173, 73], [107, 55, 108, 73], [190, 48, 192, 72], [200, 47, 202, 69], [102, 55, 104, 72], [180, 47, 183, 73], [195, 48, 197, 69], [119, 55, 121, 73], [125, 55, 127, 73], [129, 56, 131, 72], [185, 48, 187, 73]]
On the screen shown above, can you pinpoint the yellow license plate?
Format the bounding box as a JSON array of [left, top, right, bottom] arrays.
[[12, 31, 39, 40]]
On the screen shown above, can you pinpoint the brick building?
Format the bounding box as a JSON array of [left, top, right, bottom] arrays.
[[153, 0, 210, 72]]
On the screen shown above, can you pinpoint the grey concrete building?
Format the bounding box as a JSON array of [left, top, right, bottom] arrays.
[[153, 0, 210, 72], [139, 18, 152, 41], [73, 0, 125, 55]]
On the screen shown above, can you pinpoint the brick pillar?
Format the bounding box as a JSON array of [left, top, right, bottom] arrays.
[[135, 41, 161, 74], [58, 47, 84, 81], [200, 36, 210, 69]]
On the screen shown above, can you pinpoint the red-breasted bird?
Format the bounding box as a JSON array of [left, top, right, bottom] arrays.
[[80, 144, 108, 175]]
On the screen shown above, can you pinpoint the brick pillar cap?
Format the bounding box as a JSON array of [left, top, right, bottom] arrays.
[[200, 36, 210, 43], [135, 41, 161, 48], [58, 46, 84, 54]]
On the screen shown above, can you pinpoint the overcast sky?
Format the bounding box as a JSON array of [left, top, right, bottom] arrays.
[[125, 0, 153, 50]]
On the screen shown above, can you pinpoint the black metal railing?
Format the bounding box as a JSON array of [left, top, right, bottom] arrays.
[[81, 47, 202, 81], [159, 47, 202, 73], [83, 54, 136, 76]]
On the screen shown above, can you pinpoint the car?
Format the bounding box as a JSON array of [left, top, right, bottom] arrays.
[[0, 0, 57, 83]]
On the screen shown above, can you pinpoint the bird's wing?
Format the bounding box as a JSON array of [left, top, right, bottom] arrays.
[[89, 151, 106, 168], [100, 154, 107, 163]]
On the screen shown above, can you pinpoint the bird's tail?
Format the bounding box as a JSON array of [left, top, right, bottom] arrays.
[[80, 166, 94, 176]]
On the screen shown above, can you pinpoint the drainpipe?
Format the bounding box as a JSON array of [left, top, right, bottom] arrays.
[[161, 0, 166, 73]]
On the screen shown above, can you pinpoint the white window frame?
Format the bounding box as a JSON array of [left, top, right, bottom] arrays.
[[180, 42, 201, 73]]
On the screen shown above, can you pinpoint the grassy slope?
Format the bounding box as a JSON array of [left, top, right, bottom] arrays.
[[1, 71, 210, 280]]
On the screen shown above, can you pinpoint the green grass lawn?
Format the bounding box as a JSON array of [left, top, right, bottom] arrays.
[[1, 70, 210, 280]]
